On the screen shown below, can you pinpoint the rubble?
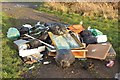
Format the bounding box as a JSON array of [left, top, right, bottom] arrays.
[[7, 21, 117, 68]]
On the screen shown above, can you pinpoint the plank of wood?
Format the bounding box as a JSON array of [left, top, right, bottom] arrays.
[[48, 51, 86, 58], [47, 47, 88, 52], [72, 51, 86, 58]]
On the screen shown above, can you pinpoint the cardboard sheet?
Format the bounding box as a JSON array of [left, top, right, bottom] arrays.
[[68, 25, 85, 33]]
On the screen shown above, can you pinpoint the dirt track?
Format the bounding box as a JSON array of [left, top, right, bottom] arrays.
[[2, 2, 119, 78]]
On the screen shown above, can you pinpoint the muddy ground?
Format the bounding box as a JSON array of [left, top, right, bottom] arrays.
[[2, 2, 119, 78]]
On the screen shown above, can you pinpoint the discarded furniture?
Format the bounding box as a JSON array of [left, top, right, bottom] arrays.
[[48, 32, 87, 58], [47, 47, 87, 58], [48, 32, 84, 49], [86, 43, 116, 60], [48, 32, 75, 68]]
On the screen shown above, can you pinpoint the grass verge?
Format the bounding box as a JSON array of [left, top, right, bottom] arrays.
[[1, 13, 30, 78]]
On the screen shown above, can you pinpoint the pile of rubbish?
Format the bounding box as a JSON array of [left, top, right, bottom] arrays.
[[7, 21, 116, 68]]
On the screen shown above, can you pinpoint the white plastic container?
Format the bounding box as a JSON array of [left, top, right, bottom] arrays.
[[96, 35, 107, 43], [19, 46, 45, 57]]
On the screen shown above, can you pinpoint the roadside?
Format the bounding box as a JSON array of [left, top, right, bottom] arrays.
[[2, 2, 61, 25], [2, 2, 119, 78]]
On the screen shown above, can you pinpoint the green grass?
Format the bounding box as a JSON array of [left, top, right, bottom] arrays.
[[1, 14, 30, 78], [38, 7, 119, 57], [1, 13, 43, 78]]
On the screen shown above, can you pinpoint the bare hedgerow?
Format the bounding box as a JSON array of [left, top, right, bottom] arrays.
[[43, 2, 118, 19]]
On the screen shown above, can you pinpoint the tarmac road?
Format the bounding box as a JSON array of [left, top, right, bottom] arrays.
[[2, 2, 119, 78]]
